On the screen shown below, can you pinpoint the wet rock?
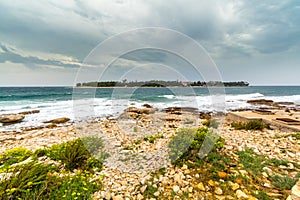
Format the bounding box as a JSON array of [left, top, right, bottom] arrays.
[[125, 107, 158, 114], [45, 124, 58, 129], [44, 117, 70, 124], [247, 99, 278, 107], [18, 110, 40, 115], [0, 114, 25, 124], [142, 104, 153, 108]]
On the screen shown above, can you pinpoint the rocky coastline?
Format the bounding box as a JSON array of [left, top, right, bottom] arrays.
[[0, 100, 300, 199]]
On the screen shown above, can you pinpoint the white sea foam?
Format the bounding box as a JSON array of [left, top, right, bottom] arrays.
[[1, 92, 300, 131]]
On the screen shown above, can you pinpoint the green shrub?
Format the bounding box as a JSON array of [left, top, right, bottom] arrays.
[[42, 137, 106, 171], [0, 161, 56, 199], [0, 147, 33, 171], [202, 119, 219, 128], [45, 172, 102, 199], [143, 134, 163, 143], [236, 148, 267, 173], [143, 183, 158, 198], [168, 127, 224, 165], [252, 191, 272, 200], [231, 120, 267, 131], [81, 136, 104, 154], [270, 175, 298, 190], [0, 161, 101, 199], [267, 158, 289, 167]]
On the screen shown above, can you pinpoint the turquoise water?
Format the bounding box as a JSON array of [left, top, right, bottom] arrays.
[[0, 86, 300, 130]]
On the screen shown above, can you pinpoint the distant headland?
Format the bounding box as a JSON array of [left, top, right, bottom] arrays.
[[76, 80, 249, 87]]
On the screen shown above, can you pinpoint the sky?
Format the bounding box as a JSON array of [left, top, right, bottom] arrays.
[[0, 0, 300, 86]]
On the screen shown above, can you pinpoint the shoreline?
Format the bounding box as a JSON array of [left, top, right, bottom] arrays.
[[0, 104, 299, 199]]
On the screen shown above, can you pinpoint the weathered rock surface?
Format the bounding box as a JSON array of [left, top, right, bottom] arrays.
[[0, 114, 25, 124], [18, 110, 40, 115], [44, 117, 70, 124], [287, 179, 300, 200]]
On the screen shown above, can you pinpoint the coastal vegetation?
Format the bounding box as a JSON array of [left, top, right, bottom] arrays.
[[0, 137, 106, 199], [140, 131, 299, 199], [231, 120, 269, 131], [76, 80, 249, 87]]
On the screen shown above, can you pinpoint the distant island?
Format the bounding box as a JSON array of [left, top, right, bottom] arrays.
[[76, 80, 249, 87]]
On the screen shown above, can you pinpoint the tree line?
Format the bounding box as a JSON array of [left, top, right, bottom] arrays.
[[76, 80, 249, 87]]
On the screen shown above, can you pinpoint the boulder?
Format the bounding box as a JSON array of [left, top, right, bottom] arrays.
[[142, 104, 153, 108], [18, 110, 40, 115], [247, 99, 278, 107], [44, 117, 70, 124], [125, 107, 158, 114], [0, 114, 25, 124]]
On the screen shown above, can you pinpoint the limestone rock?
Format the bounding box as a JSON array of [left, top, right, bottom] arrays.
[[197, 182, 205, 191], [173, 185, 180, 193], [0, 114, 25, 124], [236, 190, 248, 199], [113, 195, 124, 200], [215, 187, 223, 195], [18, 110, 40, 115], [44, 117, 70, 124], [289, 179, 300, 200]]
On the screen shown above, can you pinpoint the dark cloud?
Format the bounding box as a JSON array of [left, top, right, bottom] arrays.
[[0, 0, 300, 85]]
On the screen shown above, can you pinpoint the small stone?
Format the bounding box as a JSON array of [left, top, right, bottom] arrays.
[[137, 194, 144, 200], [113, 195, 124, 200], [263, 182, 272, 188], [217, 171, 228, 179], [104, 192, 112, 199], [174, 174, 183, 184], [235, 178, 243, 184], [208, 180, 215, 187], [188, 187, 193, 193], [229, 182, 239, 191], [140, 185, 147, 193], [153, 191, 160, 197], [247, 196, 258, 200], [114, 141, 122, 147], [287, 163, 294, 169], [181, 164, 188, 170], [173, 185, 180, 193], [236, 190, 248, 199], [197, 182, 205, 191], [215, 187, 223, 195], [262, 172, 268, 178]]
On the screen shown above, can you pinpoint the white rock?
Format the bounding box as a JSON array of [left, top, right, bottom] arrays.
[[215, 187, 223, 195], [236, 190, 248, 199], [173, 185, 180, 193]]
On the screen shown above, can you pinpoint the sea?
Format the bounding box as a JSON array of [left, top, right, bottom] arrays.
[[0, 86, 300, 131]]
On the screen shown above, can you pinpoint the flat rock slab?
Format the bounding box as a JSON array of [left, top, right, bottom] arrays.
[[0, 114, 25, 124]]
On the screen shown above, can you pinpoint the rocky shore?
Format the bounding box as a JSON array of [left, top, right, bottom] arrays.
[[0, 103, 300, 199]]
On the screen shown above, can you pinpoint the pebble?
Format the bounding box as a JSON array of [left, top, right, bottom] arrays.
[[236, 190, 248, 199], [173, 185, 180, 193], [215, 187, 223, 195], [197, 182, 205, 191]]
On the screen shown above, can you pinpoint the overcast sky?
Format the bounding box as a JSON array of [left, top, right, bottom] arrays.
[[0, 0, 300, 86]]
